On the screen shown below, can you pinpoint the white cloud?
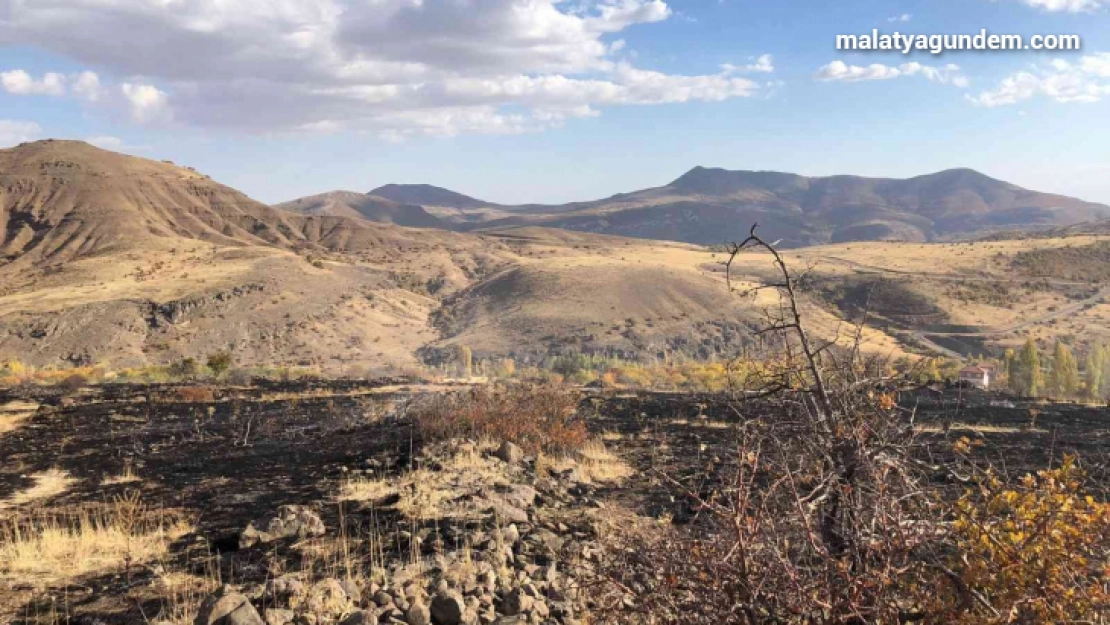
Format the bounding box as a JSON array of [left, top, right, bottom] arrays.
[[72, 71, 101, 102], [0, 0, 758, 137], [1081, 53, 1110, 77], [815, 61, 968, 86], [0, 120, 42, 146], [121, 83, 171, 123], [969, 53, 1110, 106], [888, 14, 912, 22], [1014, 0, 1104, 12], [721, 54, 774, 74], [1, 70, 67, 96]]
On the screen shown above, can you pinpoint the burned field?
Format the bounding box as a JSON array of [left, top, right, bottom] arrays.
[[0, 380, 1108, 624]]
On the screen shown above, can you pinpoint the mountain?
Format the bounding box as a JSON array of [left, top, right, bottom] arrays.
[[0, 140, 786, 371], [369, 183, 497, 210], [357, 167, 1110, 247], [274, 190, 452, 230]]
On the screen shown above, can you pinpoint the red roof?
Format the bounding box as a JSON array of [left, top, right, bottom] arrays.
[[959, 365, 988, 375]]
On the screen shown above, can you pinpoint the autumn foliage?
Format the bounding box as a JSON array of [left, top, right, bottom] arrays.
[[928, 456, 1110, 623]]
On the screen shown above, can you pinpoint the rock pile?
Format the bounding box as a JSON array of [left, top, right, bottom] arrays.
[[197, 441, 615, 625]]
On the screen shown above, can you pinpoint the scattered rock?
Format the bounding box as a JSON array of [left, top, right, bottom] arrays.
[[405, 600, 432, 625], [499, 588, 533, 616], [195, 587, 265, 625], [430, 590, 467, 625], [338, 610, 377, 625], [264, 609, 295, 625], [240, 505, 325, 549], [496, 441, 524, 464]]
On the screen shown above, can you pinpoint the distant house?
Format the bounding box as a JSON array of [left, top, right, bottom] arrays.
[[958, 364, 992, 389]]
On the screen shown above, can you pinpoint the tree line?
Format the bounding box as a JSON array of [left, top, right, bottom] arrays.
[[1004, 337, 1110, 400]]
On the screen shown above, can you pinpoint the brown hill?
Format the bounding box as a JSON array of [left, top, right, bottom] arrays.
[[274, 190, 453, 230], [7, 140, 1101, 373], [0, 141, 824, 371], [369, 183, 497, 210], [367, 167, 1110, 247], [0, 140, 481, 270]]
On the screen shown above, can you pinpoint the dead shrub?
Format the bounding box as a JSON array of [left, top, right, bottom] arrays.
[[411, 384, 586, 454], [592, 225, 1110, 624], [56, 373, 89, 394], [173, 386, 216, 403]]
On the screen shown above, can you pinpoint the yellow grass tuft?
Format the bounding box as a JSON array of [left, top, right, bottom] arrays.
[[0, 506, 193, 585], [542, 439, 633, 484], [101, 464, 141, 486], [338, 476, 395, 503]]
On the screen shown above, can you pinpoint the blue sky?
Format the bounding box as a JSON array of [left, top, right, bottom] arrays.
[[1, 0, 1109, 205]]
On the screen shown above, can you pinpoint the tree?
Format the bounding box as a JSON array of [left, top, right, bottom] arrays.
[[1011, 338, 1041, 397], [1101, 344, 1110, 400], [1002, 348, 1017, 392], [456, 344, 473, 378], [1085, 343, 1104, 399], [923, 358, 941, 383], [1049, 340, 1079, 398], [207, 350, 234, 377]]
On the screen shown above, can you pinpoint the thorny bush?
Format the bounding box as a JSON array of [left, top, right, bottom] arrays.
[[591, 225, 1110, 624]]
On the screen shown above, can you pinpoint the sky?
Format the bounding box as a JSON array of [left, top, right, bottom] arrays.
[[1, 0, 1109, 205]]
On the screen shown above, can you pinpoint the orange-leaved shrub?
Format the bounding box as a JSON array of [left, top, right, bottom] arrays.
[[411, 384, 585, 454]]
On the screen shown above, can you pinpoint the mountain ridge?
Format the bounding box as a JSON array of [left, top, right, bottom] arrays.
[[335, 165, 1109, 246]]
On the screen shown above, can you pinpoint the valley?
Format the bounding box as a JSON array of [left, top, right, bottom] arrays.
[[3, 140, 1109, 373]]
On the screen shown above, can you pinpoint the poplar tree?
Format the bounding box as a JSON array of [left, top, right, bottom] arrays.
[[1049, 340, 1079, 399], [1012, 338, 1041, 397], [1085, 343, 1104, 399]]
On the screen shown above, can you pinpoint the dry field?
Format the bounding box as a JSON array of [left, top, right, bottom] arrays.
[[1, 378, 1108, 623]]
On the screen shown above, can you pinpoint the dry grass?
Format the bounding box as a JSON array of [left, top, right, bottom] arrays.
[[153, 570, 221, 625], [542, 439, 633, 484], [0, 502, 194, 585], [916, 422, 1048, 434], [1, 468, 76, 509], [101, 464, 141, 486], [0, 400, 39, 434], [338, 476, 395, 503], [334, 442, 509, 522]]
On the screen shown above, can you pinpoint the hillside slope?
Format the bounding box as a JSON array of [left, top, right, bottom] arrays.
[[2, 141, 843, 371], [274, 191, 453, 230], [346, 168, 1110, 247], [463, 167, 1110, 246]]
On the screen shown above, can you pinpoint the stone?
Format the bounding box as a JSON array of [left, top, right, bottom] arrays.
[[339, 579, 363, 605], [339, 610, 378, 625], [375, 590, 396, 607], [405, 600, 431, 625], [500, 485, 536, 510], [430, 590, 466, 625], [264, 609, 295, 625], [267, 574, 307, 601], [240, 505, 325, 549], [303, 578, 355, 617], [500, 588, 533, 616], [495, 441, 524, 464], [487, 500, 528, 524], [195, 587, 265, 625]]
